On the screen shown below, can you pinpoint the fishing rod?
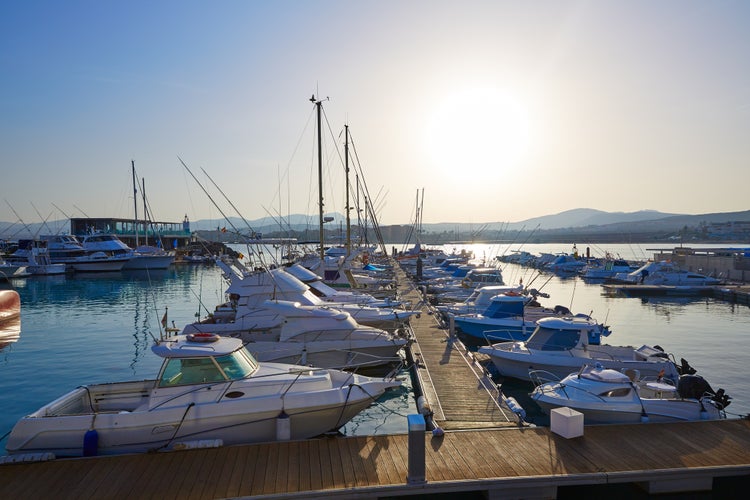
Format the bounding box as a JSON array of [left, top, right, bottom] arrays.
[[198, 166, 274, 267]]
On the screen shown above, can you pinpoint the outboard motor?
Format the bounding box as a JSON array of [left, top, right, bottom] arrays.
[[677, 357, 697, 376], [677, 374, 713, 400]]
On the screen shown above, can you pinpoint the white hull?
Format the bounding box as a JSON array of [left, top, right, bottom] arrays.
[[123, 254, 175, 270], [70, 257, 128, 273], [182, 322, 407, 371], [534, 397, 720, 425], [481, 344, 680, 382], [7, 372, 397, 457]]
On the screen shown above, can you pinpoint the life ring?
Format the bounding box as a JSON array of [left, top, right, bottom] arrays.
[[187, 333, 220, 343], [505, 291, 520, 296]]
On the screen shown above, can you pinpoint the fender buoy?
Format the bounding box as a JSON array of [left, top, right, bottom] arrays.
[[187, 333, 220, 343]]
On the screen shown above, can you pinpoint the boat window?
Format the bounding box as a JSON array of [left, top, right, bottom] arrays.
[[599, 387, 631, 398], [157, 357, 227, 387], [526, 328, 580, 351], [215, 351, 258, 380]]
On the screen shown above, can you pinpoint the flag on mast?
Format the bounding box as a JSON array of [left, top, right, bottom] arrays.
[[161, 309, 168, 329]]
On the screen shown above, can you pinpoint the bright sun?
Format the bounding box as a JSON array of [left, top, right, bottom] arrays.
[[425, 88, 530, 175]]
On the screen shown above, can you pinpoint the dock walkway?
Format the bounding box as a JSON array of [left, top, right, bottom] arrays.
[[394, 261, 521, 429]]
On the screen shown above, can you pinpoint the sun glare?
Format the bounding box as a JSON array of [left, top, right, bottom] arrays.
[[425, 88, 530, 176]]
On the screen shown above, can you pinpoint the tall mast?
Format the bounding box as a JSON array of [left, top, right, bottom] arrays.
[[142, 177, 148, 246], [131, 160, 139, 246], [344, 124, 351, 256], [311, 95, 325, 261]]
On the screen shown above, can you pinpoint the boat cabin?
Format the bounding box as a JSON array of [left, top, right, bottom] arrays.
[[153, 334, 259, 387]]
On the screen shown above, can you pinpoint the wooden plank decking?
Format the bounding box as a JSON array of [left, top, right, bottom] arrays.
[[1, 420, 749, 499]]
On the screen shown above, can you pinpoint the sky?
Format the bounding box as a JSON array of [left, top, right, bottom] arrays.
[[1, 0, 749, 229]]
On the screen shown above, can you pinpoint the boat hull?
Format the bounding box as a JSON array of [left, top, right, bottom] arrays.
[[6, 376, 397, 457], [480, 344, 680, 383], [123, 255, 175, 270], [534, 396, 720, 425]]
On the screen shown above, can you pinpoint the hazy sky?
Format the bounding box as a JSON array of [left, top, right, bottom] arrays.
[[2, 1, 749, 228]]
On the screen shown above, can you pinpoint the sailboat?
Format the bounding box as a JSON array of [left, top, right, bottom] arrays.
[[80, 161, 175, 270], [299, 99, 391, 290]]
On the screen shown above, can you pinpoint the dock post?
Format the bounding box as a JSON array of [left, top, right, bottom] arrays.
[[406, 414, 427, 485]]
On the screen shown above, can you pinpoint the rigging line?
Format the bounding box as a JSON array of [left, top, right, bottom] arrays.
[[199, 167, 273, 267], [30, 202, 54, 237]]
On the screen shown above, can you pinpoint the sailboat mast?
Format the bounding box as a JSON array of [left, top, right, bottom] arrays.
[[142, 177, 148, 246], [344, 124, 351, 256], [131, 160, 139, 247], [313, 95, 325, 261]]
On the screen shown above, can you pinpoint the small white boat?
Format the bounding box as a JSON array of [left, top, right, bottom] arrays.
[[478, 316, 684, 383], [183, 299, 409, 373], [80, 233, 174, 270], [285, 263, 402, 308], [8, 239, 66, 275], [530, 364, 731, 425], [0, 260, 28, 278], [214, 260, 419, 330], [581, 257, 639, 280], [5, 333, 401, 457], [43, 235, 129, 272], [612, 260, 721, 286]]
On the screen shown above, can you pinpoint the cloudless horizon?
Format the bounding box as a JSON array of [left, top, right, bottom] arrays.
[[2, 1, 749, 228]]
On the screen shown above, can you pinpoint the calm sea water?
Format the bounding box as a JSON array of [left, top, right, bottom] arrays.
[[1, 242, 748, 455]]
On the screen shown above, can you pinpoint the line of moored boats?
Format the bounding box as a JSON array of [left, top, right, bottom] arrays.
[[401, 244, 732, 426]]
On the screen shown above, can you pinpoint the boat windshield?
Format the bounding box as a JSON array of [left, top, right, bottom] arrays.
[[525, 327, 580, 351], [157, 350, 258, 387]]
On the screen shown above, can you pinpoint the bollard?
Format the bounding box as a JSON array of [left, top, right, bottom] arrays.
[[406, 414, 427, 485]]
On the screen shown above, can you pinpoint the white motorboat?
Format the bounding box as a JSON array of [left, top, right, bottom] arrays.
[[436, 284, 526, 317], [284, 263, 402, 308], [612, 260, 721, 286], [581, 257, 639, 280], [80, 233, 174, 270], [42, 234, 129, 272], [478, 316, 685, 383], [451, 293, 611, 345], [0, 260, 28, 279], [530, 364, 731, 425], [215, 260, 419, 330], [5, 333, 401, 457], [183, 298, 408, 373], [7, 239, 66, 275]]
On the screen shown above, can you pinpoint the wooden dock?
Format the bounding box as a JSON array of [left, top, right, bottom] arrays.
[[1, 420, 749, 499], [395, 263, 521, 430], [1, 259, 749, 498]]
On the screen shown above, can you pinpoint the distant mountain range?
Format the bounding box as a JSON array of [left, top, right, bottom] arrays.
[[2, 208, 750, 240]]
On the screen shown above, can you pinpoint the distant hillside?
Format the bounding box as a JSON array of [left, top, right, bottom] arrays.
[[3, 209, 750, 241], [420, 209, 681, 234]]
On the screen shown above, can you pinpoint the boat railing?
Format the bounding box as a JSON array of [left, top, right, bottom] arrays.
[[482, 328, 523, 344], [528, 369, 561, 388]]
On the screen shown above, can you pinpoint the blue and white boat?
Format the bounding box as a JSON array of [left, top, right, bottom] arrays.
[[451, 293, 610, 345], [478, 316, 682, 383]]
